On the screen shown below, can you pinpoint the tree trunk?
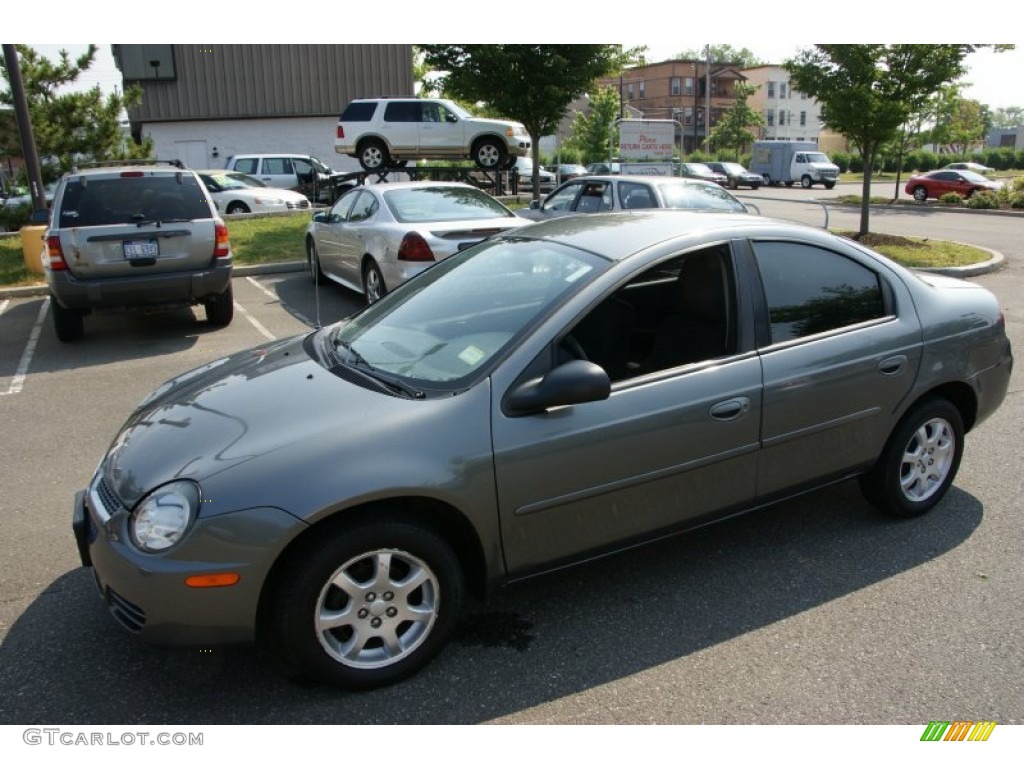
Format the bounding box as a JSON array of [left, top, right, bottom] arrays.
[[859, 147, 874, 236]]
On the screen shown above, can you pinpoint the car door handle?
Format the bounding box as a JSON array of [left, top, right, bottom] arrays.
[[709, 397, 750, 421], [878, 355, 907, 375]]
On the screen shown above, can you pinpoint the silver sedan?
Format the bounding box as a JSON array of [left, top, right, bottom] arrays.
[[305, 181, 529, 302], [73, 211, 1012, 690]]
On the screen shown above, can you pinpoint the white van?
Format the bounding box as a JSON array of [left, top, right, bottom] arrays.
[[224, 154, 351, 203]]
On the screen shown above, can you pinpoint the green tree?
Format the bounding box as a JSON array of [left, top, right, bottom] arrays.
[[990, 106, 1024, 129], [419, 45, 631, 199], [675, 46, 765, 68], [564, 86, 621, 164], [930, 92, 987, 158], [0, 44, 151, 180], [785, 44, 985, 236], [707, 82, 764, 158]]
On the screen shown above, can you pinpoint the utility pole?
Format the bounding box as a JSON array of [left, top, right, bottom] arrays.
[[2, 45, 46, 213], [704, 45, 711, 152]]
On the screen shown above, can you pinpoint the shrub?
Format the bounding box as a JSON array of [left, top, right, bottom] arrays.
[[830, 152, 851, 173], [0, 203, 32, 232], [966, 191, 1000, 209], [1010, 192, 1024, 209], [938, 192, 964, 205]]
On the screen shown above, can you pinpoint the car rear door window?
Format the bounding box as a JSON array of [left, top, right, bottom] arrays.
[[263, 158, 293, 175], [383, 101, 420, 122], [752, 241, 886, 344], [232, 158, 258, 174]]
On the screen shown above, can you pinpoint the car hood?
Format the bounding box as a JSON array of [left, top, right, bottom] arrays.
[[100, 334, 414, 508]]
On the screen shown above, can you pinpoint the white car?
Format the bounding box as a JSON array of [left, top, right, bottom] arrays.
[[335, 97, 532, 171], [197, 170, 311, 214]]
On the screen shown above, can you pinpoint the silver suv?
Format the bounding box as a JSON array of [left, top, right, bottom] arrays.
[[44, 160, 234, 341], [335, 97, 531, 171]]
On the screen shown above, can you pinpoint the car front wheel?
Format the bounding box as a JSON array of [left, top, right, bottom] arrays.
[[912, 186, 928, 201], [226, 202, 250, 215], [473, 138, 507, 169], [859, 398, 964, 518], [800, 175, 813, 189], [265, 520, 464, 689]]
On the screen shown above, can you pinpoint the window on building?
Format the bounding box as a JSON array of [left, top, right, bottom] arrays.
[[684, 107, 694, 125], [767, 81, 776, 98], [684, 77, 694, 96], [766, 110, 775, 126], [671, 77, 681, 96], [778, 110, 786, 126], [779, 82, 787, 99], [639, 80, 645, 98], [627, 82, 635, 100], [800, 111, 807, 126]]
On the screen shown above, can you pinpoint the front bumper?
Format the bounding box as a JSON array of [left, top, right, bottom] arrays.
[[72, 479, 306, 645]]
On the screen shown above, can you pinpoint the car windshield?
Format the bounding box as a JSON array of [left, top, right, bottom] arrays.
[[720, 163, 746, 173], [310, 157, 332, 174], [202, 172, 256, 191], [805, 153, 831, 164], [958, 171, 991, 183], [440, 100, 472, 119], [324, 238, 607, 388], [660, 182, 748, 212], [225, 172, 267, 188], [383, 186, 516, 223], [684, 164, 713, 174]]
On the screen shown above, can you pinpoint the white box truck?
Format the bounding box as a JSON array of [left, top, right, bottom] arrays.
[[750, 141, 840, 189]]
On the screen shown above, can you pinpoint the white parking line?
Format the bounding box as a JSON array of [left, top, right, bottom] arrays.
[[246, 274, 316, 328], [1, 296, 49, 397], [245, 276, 280, 303], [0, 299, 9, 318], [233, 301, 276, 341]]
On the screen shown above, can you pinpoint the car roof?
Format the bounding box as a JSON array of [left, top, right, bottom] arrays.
[[579, 174, 722, 187], [512, 209, 803, 261], [358, 180, 481, 192]]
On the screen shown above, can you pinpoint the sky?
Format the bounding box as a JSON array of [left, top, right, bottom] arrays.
[[16, 38, 1023, 116]]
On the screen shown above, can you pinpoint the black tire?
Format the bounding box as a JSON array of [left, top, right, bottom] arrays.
[[205, 282, 234, 326], [729, 179, 739, 190], [226, 201, 250, 215], [307, 238, 323, 282], [823, 181, 836, 190], [358, 139, 390, 171], [473, 138, 507, 169], [912, 186, 928, 202], [751, 183, 761, 190], [264, 520, 464, 689], [859, 398, 965, 518], [51, 294, 84, 342], [363, 259, 386, 304]]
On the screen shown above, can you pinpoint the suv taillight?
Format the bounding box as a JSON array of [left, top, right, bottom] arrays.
[[45, 235, 68, 271], [336, 126, 345, 139], [397, 232, 434, 262], [214, 222, 231, 258]]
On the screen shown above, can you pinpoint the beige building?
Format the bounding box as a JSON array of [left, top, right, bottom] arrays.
[[741, 65, 829, 144]]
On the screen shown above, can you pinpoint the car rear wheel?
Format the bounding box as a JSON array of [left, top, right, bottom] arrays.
[[358, 139, 390, 171], [363, 259, 386, 304], [50, 295, 84, 342], [204, 283, 234, 326], [473, 138, 507, 169], [307, 239, 323, 282], [859, 398, 964, 518], [912, 186, 928, 201], [265, 520, 464, 689], [226, 201, 250, 215]]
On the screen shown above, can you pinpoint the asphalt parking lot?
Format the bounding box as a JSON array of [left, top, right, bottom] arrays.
[[0, 202, 1021, 726]]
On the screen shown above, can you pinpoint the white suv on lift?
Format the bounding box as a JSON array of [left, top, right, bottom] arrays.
[[335, 97, 531, 171]]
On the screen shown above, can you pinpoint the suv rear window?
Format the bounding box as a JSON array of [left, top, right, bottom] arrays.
[[58, 175, 213, 227], [383, 101, 420, 122], [340, 101, 377, 121]]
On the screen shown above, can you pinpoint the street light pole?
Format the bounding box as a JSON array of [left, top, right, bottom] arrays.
[[2, 45, 46, 214]]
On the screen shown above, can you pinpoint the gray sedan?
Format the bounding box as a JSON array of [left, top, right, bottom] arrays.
[[73, 211, 1012, 690], [305, 181, 529, 303], [519, 174, 748, 221]]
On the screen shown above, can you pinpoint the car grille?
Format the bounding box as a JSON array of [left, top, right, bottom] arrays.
[[106, 587, 146, 633], [94, 476, 123, 516], [286, 200, 311, 210]]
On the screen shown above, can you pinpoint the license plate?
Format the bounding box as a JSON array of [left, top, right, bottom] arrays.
[[123, 240, 159, 259]]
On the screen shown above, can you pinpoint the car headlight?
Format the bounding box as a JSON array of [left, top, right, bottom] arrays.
[[129, 480, 200, 552]]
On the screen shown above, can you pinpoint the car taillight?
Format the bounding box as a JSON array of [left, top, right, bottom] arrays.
[[336, 125, 345, 139], [214, 221, 231, 258], [397, 232, 435, 262], [45, 235, 68, 270]]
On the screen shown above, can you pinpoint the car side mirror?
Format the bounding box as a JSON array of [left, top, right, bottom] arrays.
[[505, 360, 611, 416], [312, 212, 328, 223], [529, 200, 540, 210]]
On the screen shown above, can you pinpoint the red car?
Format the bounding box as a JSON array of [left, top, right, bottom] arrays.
[[905, 169, 1001, 201]]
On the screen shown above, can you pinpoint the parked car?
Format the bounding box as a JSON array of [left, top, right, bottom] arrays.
[[43, 160, 233, 341], [224, 153, 351, 204], [2, 181, 58, 209], [518, 174, 748, 221], [547, 163, 589, 182], [904, 169, 1002, 201], [510, 157, 556, 192], [584, 161, 622, 175], [197, 170, 311, 215], [941, 162, 995, 175], [72, 209, 1012, 689], [334, 97, 531, 171], [679, 162, 729, 186], [305, 181, 529, 303], [704, 162, 763, 190]]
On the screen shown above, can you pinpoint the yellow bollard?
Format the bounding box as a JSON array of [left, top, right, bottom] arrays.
[[20, 224, 47, 275]]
